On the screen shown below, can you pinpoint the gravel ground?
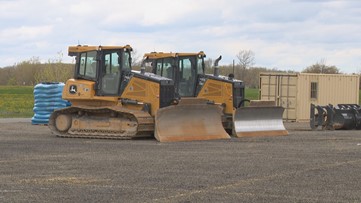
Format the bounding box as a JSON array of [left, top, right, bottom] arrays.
[[0, 120, 360, 202]]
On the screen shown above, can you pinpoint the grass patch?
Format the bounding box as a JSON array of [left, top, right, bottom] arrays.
[[0, 86, 34, 118], [0, 86, 34, 94], [245, 88, 259, 100]]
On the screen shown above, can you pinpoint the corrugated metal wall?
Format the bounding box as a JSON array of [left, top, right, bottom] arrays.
[[297, 73, 360, 121], [259, 73, 360, 121]]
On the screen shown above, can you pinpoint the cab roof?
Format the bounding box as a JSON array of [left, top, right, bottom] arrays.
[[143, 51, 206, 59], [68, 45, 132, 56]]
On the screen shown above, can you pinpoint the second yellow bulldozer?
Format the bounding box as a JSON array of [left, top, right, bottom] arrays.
[[142, 51, 288, 137]]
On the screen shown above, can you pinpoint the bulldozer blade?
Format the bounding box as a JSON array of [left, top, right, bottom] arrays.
[[234, 106, 288, 137], [155, 102, 230, 142]]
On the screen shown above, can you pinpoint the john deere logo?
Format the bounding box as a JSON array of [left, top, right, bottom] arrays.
[[69, 85, 77, 94]]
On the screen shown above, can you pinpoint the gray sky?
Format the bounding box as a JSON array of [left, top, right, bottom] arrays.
[[1, 0, 361, 73]]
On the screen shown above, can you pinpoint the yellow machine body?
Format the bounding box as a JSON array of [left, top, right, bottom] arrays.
[[197, 78, 234, 114]]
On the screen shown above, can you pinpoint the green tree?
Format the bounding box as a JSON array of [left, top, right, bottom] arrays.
[[14, 57, 41, 85], [302, 59, 340, 74], [7, 77, 17, 85], [0, 67, 14, 85], [34, 52, 74, 83]]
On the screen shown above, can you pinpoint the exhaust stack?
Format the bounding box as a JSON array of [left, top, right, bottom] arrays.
[[213, 55, 222, 77]]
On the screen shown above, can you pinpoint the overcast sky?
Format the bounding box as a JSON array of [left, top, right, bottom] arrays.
[[1, 0, 360, 73]]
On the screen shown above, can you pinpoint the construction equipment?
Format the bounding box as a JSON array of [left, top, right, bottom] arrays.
[[310, 103, 361, 130], [142, 52, 288, 137], [48, 45, 229, 142]]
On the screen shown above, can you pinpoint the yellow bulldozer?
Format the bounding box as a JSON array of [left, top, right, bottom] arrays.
[[48, 45, 230, 142], [142, 51, 288, 137]]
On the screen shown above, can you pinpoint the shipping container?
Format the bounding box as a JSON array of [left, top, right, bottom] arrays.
[[259, 73, 360, 121]]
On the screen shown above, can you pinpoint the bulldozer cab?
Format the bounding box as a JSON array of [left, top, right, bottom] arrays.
[[143, 52, 206, 97], [69, 45, 133, 96]]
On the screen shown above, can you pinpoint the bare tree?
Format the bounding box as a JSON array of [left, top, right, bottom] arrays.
[[233, 50, 255, 81], [131, 49, 142, 69], [236, 50, 255, 70], [204, 58, 213, 74]]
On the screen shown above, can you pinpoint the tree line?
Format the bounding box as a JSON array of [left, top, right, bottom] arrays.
[[0, 56, 73, 86], [202, 50, 348, 88], [0, 50, 358, 88]]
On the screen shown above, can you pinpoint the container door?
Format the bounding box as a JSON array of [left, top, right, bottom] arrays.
[[259, 74, 297, 121]]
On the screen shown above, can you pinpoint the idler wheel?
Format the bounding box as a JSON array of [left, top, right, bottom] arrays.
[[55, 114, 72, 132]]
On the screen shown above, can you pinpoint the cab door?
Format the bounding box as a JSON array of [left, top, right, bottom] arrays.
[[259, 74, 297, 121], [97, 50, 131, 96], [177, 57, 197, 97]]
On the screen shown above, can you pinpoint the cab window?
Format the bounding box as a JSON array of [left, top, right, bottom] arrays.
[[197, 56, 204, 75], [78, 51, 97, 79], [122, 51, 131, 71], [104, 52, 120, 74], [178, 57, 196, 96], [155, 58, 173, 79]]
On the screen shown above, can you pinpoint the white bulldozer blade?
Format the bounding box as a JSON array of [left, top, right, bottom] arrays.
[[155, 98, 230, 142], [234, 106, 288, 137]]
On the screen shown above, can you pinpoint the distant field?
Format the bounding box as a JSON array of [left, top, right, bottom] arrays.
[[0, 86, 360, 118], [0, 86, 34, 118]]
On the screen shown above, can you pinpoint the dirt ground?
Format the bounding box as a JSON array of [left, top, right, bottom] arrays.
[[0, 119, 360, 202]]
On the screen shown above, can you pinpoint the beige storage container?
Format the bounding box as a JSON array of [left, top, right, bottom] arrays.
[[259, 73, 360, 121]]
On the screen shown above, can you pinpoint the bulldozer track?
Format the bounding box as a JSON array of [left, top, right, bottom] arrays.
[[49, 106, 154, 140]]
